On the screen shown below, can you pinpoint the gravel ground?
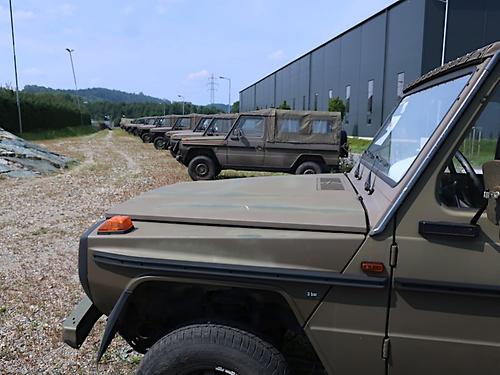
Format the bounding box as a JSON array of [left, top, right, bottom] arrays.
[[0, 129, 190, 374]]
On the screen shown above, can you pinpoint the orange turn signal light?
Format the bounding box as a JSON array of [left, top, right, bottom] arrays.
[[361, 262, 385, 274], [98, 216, 134, 235]]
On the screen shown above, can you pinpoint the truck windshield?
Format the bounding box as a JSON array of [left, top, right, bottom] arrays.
[[364, 73, 471, 184]]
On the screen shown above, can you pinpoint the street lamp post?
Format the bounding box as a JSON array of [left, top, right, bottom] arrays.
[[219, 76, 231, 113], [9, 0, 23, 134], [177, 95, 185, 115], [65, 48, 84, 127]]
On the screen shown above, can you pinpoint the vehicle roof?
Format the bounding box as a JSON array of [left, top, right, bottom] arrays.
[[405, 41, 500, 93]]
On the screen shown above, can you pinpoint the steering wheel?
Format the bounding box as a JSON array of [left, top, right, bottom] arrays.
[[447, 150, 484, 208]]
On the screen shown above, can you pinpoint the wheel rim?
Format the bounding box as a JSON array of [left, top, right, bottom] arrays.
[[195, 163, 209, 177], [157, 139, 165, 148], [303, 168, 316, 174]]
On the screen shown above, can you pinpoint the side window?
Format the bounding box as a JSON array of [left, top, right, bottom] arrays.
[[438, 84, 500, 209], [278, 118, 301, 134], [235, 117, 265, 138], [210, 119, 232, 133], [311, 120, 333, 134], [178, 118, 191, 129], [196, 119, 211, 132]]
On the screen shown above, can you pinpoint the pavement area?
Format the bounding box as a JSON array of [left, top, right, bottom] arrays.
[[0, 130, 190, 374]]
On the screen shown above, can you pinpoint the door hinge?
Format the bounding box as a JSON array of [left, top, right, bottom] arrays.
[[382, 338, 391, 360], [390, 244, 398, 268]]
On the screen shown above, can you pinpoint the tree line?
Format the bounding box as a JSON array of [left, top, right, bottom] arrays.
[[0, 87, 224, 135]]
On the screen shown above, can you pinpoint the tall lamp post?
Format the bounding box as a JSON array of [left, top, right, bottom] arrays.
[[65, 48, 83, 126], [177, 95, 185, 115], [9, 0, 23, 134], [219, 76, 231, 113]]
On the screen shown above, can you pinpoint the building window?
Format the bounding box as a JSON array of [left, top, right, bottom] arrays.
[[345, 85, 351, 123], [328, 89, 333, 99], [314, 93, 319, 111], [292, 98, 296, 110], [397, 72, 405, 99], [302, 96, 306, 110], [367, 80, 374, 125]]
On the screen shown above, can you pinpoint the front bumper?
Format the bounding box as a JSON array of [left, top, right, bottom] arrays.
[[62, 295, 102, 349]]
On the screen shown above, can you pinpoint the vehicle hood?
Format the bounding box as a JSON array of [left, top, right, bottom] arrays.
[[107, 174, 366, 233], [181, 135, 226, 145], [151, 126, 173, 133], [166, 130, 195, 138]]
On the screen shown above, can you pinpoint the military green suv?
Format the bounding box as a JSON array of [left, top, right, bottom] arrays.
[[63, 43, 500, 375], [177, 109, 345, 180]]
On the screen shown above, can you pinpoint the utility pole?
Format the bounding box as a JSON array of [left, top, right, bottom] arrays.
[[177, 95, 185, 115], [65, 48, 84, 126], [207, 73, 218, 105], [9, 0, 23, 134], [439, 0, 449, 65], [219, 76, 231, 113]]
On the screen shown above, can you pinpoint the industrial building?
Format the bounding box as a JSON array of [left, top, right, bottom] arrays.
[[239, 0, 500, 136]]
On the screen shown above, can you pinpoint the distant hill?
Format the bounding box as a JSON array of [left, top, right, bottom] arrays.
[[23, 85, 170, 104]]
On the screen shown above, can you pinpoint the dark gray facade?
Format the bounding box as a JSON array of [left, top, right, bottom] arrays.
[[239, 0, 500, 137]]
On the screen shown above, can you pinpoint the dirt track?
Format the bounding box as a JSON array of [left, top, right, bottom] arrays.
[[0, 130, 190, 374]]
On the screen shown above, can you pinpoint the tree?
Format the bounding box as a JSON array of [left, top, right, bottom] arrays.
[[231, 101, 239, 113], [328, 97, 346, 119], [278, 100, 291, 110]]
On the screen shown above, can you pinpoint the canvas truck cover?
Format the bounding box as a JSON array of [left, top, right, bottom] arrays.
[[241, 109, 341, 144]]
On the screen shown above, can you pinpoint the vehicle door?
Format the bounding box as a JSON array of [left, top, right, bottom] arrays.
[[263, 116, 300, 169], [226, 115, 265, 167], [388, 81, 500, 374]]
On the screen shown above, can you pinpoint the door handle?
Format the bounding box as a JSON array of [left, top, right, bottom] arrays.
[[418, 221, 480, 239], [256, 146, 263, 151]]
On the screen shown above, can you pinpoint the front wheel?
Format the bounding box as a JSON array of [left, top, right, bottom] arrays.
[[142, 133, 152, 143], [188, 155, 217, 181], [136, 324, 289, 375], [154, 137, 167, 150], [295, 161, 323, 175]]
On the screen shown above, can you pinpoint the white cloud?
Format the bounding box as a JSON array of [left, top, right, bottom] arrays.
[[122, 5, 135, 16], [59, 3, 77, 16], [268, 49, 285, 61], [156, 0, 182, 14], [0, 6, 35, 20], [187, 70, 209, 80]]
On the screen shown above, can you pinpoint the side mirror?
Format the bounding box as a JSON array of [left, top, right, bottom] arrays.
[[483, 160, 500, 226], [230, 129, 242, 141]]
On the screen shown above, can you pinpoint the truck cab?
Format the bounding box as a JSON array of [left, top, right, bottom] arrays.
[[64, 42, 500, 375], [178, 109, 344, 180]]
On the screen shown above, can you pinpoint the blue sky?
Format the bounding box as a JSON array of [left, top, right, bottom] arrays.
[[1, 0, 395, 105]]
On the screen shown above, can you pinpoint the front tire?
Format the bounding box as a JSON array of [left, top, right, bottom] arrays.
[[295, 161, 323, 175], [142, 133, 153, 143], [154, 137, 167, 150], [136, 324, 289, 375], [188, 155, 217, 181]]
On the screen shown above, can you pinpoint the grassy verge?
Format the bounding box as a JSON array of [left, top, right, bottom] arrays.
[[348, 137, 372, 154], [21, 126, 99, 141]]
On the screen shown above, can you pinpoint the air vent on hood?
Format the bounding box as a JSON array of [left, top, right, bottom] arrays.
[[317, 177, 344, 191]]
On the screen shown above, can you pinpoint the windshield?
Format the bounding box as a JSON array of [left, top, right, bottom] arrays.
[[195, 118, 212, 132], [364, 74, 471, 184]]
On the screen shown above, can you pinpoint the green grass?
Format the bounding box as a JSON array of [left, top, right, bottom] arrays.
[[21, 125, 99, 141], [348, 137, 372, 154]]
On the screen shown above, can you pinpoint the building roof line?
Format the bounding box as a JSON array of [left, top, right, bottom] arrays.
[[239, 0, 405, 94]]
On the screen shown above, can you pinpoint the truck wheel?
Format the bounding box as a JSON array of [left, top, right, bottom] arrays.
[[142, 133, 152, 143], [188, 156, 216, 181], [136, 324, 289, 375], [295, 161, 322, 175], [154, 137, 167, 150]]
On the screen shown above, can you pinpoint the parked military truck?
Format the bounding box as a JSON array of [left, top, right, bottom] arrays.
[[168, 113, 238, 158], [63, 42, 500, 375], [134, 116, 172, 140], [151, 114, 205, 150], [122, 117, 148, 133], [176, 109, 344, 180]]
